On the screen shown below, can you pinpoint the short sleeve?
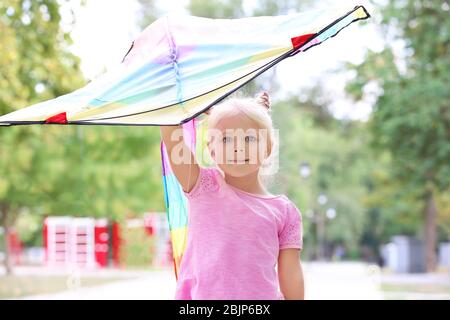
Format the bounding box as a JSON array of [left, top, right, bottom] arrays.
[[278, 202, 303, 250], [183, 166, 220, 199]]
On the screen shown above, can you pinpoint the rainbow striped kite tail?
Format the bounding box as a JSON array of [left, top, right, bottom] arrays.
[[160, 119, 198, 280]]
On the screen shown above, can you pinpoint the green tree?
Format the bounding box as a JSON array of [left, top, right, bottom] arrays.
[[36, 126, 164, 220], [137, 0, 160, 29], [188, 0, 244, 18], [252, 0, 311, 16], [345, 0, 450, 271], [1, 1, 166, 274], [272, 92, 374, 260], [0, 0, 85, 274]]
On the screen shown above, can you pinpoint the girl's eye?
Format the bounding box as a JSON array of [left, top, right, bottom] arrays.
[[245, 136, 256, 142], [222, 136, 232, 143]]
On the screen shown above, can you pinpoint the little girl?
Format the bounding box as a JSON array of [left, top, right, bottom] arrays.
[[160, 92, 304, 300]]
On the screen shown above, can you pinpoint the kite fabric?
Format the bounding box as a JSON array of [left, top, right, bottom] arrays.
[[0, 5, 370, 279], [0, 5, 369, 126]]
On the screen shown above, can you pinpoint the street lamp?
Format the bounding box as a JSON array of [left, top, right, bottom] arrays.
[[299, 162, 311, 179], [315, 194, 331, 261], [298, 164, 337, 261], [326, 208, 337, 220], [317, 194, 328, 206]]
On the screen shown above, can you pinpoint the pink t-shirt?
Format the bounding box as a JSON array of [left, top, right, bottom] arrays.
[[175, 166, 303, 300]]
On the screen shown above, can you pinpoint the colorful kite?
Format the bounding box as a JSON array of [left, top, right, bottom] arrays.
[[0, 5, 370, 278]]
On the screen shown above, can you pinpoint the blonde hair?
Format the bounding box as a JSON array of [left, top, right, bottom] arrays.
[[205, 93, 278, 178]]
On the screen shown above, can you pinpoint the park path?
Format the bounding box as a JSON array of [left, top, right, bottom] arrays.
[[16, 262, 383, 300]]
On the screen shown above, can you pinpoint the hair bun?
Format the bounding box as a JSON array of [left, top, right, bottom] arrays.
[[255, 91, 271, 110]]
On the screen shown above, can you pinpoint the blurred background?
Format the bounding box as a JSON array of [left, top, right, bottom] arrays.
[[0, 0, 449, 300]]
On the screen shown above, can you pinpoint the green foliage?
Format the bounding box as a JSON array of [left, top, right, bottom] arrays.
[[36, 126, 165, 220], [120, 225, 155, 267], [15, 208, 42, 245], [188, 0, 244, 18], [345, 0, 450, 266], [252, 0, 311, 16], [0, 0, 85, 226], [0, 1, 165, 255], [136, 0, 160, 28], [272, 93, 374, 254], [346, 1, 450, 208]]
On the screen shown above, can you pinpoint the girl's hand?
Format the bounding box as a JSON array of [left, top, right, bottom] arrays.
[[203, 107, 212, 116]]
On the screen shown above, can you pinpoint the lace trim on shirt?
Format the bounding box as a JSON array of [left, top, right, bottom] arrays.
[[186, 168, 219, 198], [279, 222, 301, 248], [279, 204, 302, 248]]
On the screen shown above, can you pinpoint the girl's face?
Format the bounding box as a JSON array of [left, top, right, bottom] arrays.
[[208, 113, 270, 177]]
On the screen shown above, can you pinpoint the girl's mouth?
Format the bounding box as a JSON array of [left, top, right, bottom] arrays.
[[228, 159, 250, 164]]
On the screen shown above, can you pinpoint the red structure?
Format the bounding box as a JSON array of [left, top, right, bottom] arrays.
[[111, 221, 122, 268], [43, 217, 109, 268], [41, 214, 171, 268], [7, 228, 23, 265], [94, 219, 109, 268]]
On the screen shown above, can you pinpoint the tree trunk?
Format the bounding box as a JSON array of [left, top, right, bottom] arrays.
[[1, 203, 13, 275], [424, 191, 437, 272]]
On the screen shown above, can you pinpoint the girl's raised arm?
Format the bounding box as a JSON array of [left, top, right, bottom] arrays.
[[160, 125, 200, 193]]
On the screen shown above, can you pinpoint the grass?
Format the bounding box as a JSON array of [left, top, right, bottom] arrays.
[[381, 283, 450, 299], [0, 275, 128, 299], [381, 283, 450, 294]]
